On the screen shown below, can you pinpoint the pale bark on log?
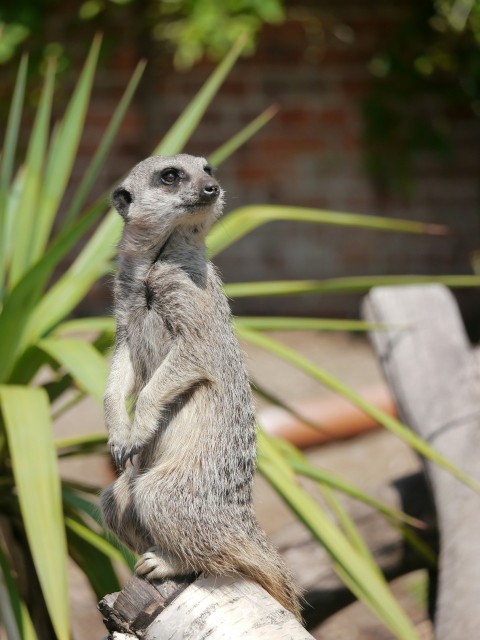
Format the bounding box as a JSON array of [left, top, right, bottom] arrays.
[[99, 574, 314, 639], [146, 575, 314, 639], [363, 284, 480, 640]]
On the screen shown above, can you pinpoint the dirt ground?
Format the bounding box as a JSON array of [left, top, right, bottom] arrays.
[[55, 331, 432, 639]]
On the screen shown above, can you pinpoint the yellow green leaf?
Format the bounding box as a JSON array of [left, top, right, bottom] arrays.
[[0, 385, 69, 640], [38, 338, 108, 405]]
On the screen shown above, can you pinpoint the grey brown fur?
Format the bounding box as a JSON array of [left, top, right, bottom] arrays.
[[101, 154, 302, 620]]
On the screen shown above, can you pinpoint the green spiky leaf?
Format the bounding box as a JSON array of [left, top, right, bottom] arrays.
[[0, 386, 69, 640]]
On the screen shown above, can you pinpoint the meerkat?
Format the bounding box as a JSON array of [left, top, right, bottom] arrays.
[[100, 154, 302, 620]]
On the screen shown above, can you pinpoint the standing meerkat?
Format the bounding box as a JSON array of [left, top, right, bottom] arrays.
[[101, 154, 302, 620]]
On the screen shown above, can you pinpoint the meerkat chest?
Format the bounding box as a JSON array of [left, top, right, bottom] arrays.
[[117, 261, 205, 380], [115, 268, 173, 378]]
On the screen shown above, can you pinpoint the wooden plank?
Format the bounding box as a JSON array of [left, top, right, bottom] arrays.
[[363, 284, 480, 640]]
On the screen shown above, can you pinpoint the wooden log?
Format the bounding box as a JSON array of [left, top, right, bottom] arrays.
[[363, 284, 480, 640], [99, 574, 314, 639], [98, 574, 196, 637], [145, 575, 314, 639]]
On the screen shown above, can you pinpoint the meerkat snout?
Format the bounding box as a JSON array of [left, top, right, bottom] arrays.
[[198, 179, 220, 203]]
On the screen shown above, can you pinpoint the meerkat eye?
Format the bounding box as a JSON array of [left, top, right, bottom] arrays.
[[160, 168, 180, 185], [204, 165, 213, 176]]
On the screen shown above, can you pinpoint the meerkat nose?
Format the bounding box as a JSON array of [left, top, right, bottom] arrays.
[[200, 182, 220, 202], [203, 183, 219, 196]]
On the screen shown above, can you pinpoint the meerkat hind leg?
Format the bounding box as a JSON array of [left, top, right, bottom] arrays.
[[135, 547, 188, 580]]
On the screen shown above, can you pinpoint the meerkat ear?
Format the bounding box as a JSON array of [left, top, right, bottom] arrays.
[[111, 187, 133, 218]]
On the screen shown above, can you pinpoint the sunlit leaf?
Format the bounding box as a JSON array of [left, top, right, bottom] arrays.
[[0, 196, 108, 383], [0, 385, 69, 640], [38, 337, 108, 404], [0, 56, 27, 191], [25, 258, 112, 348], [52, 317, 116, 337], [207, 205, 448, 258], [65, 517, 129, 566], [31, 37, 101, 262], [64, 58, 146, 226], [234, 316, 388, 332], [258, 430, 419, 639], [271, 433, 389, 574], [225, 274, 480, 298], [67, 523, 121, 598], [273, 435, 435, 575], [63, 486, 136, 570], [56, 433, 107, 458], [8, 345, 55, 386], [155, 36, 246, 156], [325, 483, 386, 579], [242, 328, 480, 494], [0, 54, 28, 289], [208, 105, 278, 167], [9, 59, 56, 287], [2, 166, 25, 287], [272, 438, 425, 529]]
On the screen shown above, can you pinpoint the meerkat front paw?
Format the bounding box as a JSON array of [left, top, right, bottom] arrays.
[[135, 547, 186, 580], [109, 438, 141, 471]]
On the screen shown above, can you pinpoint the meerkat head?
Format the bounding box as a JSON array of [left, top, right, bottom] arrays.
[[111, 154, 224, 240]]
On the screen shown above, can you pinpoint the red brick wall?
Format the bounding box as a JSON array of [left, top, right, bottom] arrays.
[[46, 1, 480, 321]]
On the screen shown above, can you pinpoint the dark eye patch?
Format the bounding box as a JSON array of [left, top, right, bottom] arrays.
[[161, 168, 180, 184], [151, 168, 181, 187], [204, 165, 214, 176]]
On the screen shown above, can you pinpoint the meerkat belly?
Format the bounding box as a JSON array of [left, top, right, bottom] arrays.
[[140, 379, 253, 478], [135, 383, 212, 473]]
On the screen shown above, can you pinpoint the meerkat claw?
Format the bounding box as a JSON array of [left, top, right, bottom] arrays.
[[135, 548, 184, 580], [127, 446, 139, 466], [110, 443, 127, 471]]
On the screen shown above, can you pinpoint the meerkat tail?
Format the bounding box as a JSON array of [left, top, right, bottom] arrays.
[[232, 543, 304, 621], [238, 558, 303, 621]]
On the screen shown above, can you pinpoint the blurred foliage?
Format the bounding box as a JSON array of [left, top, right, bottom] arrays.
[[146, 0, 284, 68], [0, 22, 30, 64], [0, 0, 284, 70], [0, 0, 57, 65], [1, 1, 479, 192], [363, 0, 480, 193]]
